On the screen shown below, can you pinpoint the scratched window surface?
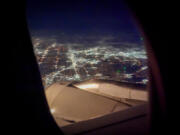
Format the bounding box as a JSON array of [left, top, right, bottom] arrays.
[[27, 0, 148, 88]]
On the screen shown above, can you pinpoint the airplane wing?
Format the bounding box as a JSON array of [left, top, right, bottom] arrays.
[[45, 79, 148, 130]]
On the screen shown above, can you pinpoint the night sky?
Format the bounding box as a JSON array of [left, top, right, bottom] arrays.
[[27, 0, 141, 38]]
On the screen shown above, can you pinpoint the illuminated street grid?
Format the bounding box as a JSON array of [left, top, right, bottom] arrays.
[[32, 36, 148, 88]]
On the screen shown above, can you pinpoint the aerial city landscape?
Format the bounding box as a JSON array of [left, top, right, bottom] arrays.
[[32, 34, 148, 88], [26, 0, 150, 129]]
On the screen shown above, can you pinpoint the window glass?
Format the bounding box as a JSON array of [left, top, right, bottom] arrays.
[[27, 0, 148, 128]]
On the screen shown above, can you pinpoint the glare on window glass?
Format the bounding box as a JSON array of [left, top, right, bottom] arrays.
[[27, 0, 148, 128]]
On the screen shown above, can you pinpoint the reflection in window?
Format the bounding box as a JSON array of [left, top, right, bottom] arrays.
[[27, 0, 148, 128]]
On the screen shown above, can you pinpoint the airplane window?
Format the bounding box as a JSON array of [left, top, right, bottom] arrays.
[[27, 0, 149, 130]]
